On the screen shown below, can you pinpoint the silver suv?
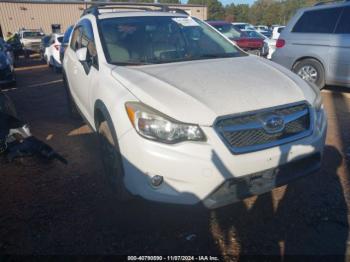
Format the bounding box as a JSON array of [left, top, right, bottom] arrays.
[[272, 1, 350, 89]]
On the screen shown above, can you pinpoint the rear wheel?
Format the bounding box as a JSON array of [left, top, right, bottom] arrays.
[[53, 64, 61, 73], [98, 120, 131, 201], [47, 56, 52, 67], [293, 58, 325, 89]]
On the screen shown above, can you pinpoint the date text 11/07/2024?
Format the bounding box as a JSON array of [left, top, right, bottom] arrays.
[[127, 256, 220, 261]]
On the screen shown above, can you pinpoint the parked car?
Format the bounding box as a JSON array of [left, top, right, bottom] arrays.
[[255, 25, 272, 38], [18, 29, 44, 57], [272, 1, 350, 89], [241, 30, 269, 57], [39, 35, 51, 62], [63, 5, 327, 209], [208, 21, 265, 56], [0, 38, 14, 66], [232, 22, 255, 31], [60, 25, 74, 63], [0, 45, 15, 86], [45, 33, 64, 72], [270, 24, 282, 31], [0, 89, 18, 151], [0, 89, 17, 117], [272, 26, 285, 40], [255, 25, 268, 31], [6, 33, 22, 60], [244, 30, 277, 59]]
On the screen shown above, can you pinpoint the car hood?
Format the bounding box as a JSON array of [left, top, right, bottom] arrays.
[[111, 56, 316, 126]]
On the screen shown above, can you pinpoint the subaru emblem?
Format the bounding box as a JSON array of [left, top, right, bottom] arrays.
[[262, 115, 285, 134]]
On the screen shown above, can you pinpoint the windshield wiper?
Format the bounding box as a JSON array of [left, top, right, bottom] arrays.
[[113, 61, 152, 66], [197, 54, 236, 59]]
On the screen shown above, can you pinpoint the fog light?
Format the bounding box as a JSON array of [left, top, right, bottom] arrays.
[[150, 175, 163, 187]]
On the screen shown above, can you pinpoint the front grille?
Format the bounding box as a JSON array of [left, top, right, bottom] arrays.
[[215, 102, 313, 154]]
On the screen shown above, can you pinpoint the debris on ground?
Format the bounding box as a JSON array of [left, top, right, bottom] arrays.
[[0, 111, 67, 164]]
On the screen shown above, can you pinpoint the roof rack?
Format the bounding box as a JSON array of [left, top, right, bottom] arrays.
[[314, 0, 350, 6], [81, 2, 189, 17]]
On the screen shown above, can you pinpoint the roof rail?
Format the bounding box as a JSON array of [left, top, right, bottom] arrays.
[[81, 2, 189, 17], [314, 0, 349, 6]]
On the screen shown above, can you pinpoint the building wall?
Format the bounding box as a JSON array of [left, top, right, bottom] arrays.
[[0, 1, 207, 37]]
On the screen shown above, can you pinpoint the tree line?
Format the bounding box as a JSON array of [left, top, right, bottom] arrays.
[[187, 0, 327, 25], [110, 0, 328, 26]]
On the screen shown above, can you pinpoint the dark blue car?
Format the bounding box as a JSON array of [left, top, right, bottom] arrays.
[[59, 25, 74, 63]]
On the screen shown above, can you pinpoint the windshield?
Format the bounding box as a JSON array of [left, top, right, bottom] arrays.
[[23, 31, 43, 38], [99, 16, 245, 65], [211, 24, 242, 40]]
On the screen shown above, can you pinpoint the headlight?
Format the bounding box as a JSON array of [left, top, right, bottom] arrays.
[[125, 102, 206, 144]]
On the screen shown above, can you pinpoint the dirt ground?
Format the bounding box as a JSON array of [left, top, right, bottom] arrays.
[[1, 58, 350, 259]]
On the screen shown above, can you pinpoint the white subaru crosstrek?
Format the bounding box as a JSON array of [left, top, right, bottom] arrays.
[[63, 5, 327, 209]]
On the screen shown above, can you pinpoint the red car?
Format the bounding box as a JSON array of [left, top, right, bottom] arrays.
[[207, 21, 264, 56]]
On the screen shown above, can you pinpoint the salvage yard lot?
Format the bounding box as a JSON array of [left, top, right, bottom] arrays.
[[1, 58, 350, 257]]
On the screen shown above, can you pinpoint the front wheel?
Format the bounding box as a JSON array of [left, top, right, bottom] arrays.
[[98, 120, 131, 201], [293, 58, 325, 89]]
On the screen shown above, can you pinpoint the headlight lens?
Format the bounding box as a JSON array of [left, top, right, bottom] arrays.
[[125, 102, 206, 144]]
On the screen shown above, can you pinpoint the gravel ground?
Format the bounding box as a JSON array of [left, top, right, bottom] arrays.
[[1, 58, 350, 260]]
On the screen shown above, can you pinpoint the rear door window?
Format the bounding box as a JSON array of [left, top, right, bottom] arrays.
[[292, 7, 343, 33], [335, 7, 350, 34]]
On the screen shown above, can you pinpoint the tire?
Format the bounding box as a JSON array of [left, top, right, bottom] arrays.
[[54, 64, 61, 74], [48, 56, 53, 67], [98, 120, 131, 201], [293, 58, 325, 89], [63, 76, 80, 119]]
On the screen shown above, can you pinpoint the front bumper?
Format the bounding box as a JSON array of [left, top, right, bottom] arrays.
[[203, 152, 321, 208], [23, 44, 41, 53], [118, 109, 327, 209]]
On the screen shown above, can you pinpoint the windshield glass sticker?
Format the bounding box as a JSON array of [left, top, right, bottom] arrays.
[[172, 17, 199, 27]]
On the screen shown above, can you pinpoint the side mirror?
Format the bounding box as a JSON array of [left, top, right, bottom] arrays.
[[76, 47, 87, 62]]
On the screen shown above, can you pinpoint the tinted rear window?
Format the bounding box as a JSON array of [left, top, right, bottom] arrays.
[[292, 7, 342, 33], [335, 7, 350, 34]]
